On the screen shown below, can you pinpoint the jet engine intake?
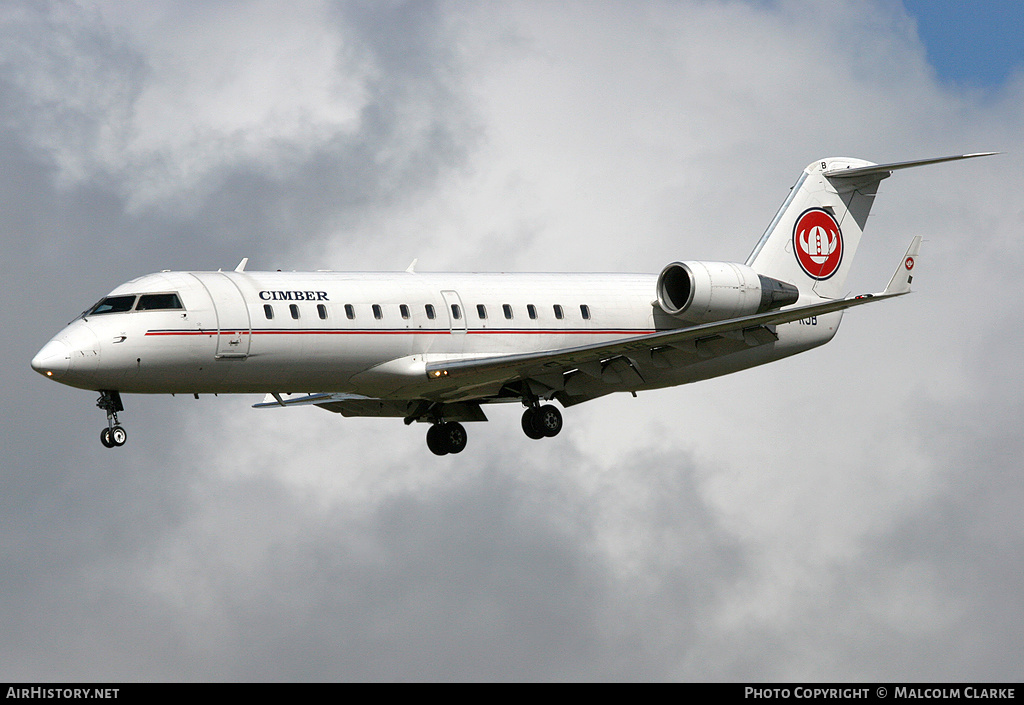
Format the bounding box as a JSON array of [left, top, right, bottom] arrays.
[[656, 261, 799, 323]]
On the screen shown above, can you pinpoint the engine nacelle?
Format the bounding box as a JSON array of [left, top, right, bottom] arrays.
[[656, 261, 799, 324]]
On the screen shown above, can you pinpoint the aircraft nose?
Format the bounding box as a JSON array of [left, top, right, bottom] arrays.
[[31, 339, 71, 379]]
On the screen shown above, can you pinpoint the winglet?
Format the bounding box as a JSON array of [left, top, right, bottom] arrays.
[[235, 257, 249, 273], [883, 236, 922, 296]]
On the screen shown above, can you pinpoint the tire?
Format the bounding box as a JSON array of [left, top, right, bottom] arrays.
[[100, 428, 115, 448], [535, 405, 562, 437], [426, 424, 449, 456], [111, 426, 127, 447], [521, 408, 545, 439], [442, 422, 468, 454]]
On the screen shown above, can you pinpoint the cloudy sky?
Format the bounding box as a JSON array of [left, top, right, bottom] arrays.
[[4, 0, 1023, 681]]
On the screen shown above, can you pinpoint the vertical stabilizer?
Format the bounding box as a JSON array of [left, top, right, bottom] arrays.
[[745, 153, 996, 300], [745, 157, 885, 300]]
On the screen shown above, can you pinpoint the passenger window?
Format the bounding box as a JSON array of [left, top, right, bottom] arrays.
[[290, 304, 300, 320], [425, 304, 436, 320], [553, 304, 564, 320], [372, 304, 383, 320], [264, 304, 274, 320], [451, 304, 462, 320], [400, 304, 410, 320], [580, 304, 591, 320], [137, 293, 183, 311], [345, 304, 355, 320], [477, 304, 487, 319], [317, 304, 328, 320], [527, 304, 537, 320], [503, 304, 513, 320]]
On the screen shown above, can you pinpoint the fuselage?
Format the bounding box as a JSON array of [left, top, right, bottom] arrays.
[[32, 269, 839, 402]]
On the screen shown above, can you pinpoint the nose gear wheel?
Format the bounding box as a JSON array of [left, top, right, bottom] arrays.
[[97, 391, 127, 449], [100, 426, 127, 448]]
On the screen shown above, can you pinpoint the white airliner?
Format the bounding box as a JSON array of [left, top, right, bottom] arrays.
[[32, 154, 993, 454]]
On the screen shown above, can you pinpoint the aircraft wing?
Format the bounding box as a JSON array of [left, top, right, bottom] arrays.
[[424, 292, 904, 382], [425, 238, 921, 386]]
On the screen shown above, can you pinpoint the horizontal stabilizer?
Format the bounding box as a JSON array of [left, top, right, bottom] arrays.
[[253, 392, 375, 408], [823, 152, 997, 179]]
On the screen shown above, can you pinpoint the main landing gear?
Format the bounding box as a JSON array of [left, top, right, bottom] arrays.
[[417, 395, 563, 455], [423, 404, 562, 454], [426, 421, 468, 456], [97, 390, 127, 449], [521, 404, 562, 440]]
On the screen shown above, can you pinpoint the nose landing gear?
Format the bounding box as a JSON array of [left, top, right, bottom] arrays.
[[97, 390, 127, 448]]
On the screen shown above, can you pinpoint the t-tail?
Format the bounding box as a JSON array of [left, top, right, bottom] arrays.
[[745, 153, 997, 300]]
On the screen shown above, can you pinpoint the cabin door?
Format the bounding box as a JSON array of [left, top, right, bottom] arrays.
[[190, 272, 252, 359]]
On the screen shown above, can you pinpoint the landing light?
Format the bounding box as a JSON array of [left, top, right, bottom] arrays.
[[431, 370, 448, 378], [46, 371, 53, 377]]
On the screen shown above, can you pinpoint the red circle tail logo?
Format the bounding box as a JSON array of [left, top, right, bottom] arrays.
[[793, 209, 843, 280]]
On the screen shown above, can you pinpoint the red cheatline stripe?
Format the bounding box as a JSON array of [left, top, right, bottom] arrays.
[[145, 328, 657, 336]]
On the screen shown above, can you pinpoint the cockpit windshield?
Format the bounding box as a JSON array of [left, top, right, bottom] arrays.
[[82, 292, 184, 318], [137, 293, 183, 310], [85, 295, 137, 316]]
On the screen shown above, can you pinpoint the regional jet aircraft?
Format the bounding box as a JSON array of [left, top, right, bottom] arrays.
[[31, 154, 994, 454]]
